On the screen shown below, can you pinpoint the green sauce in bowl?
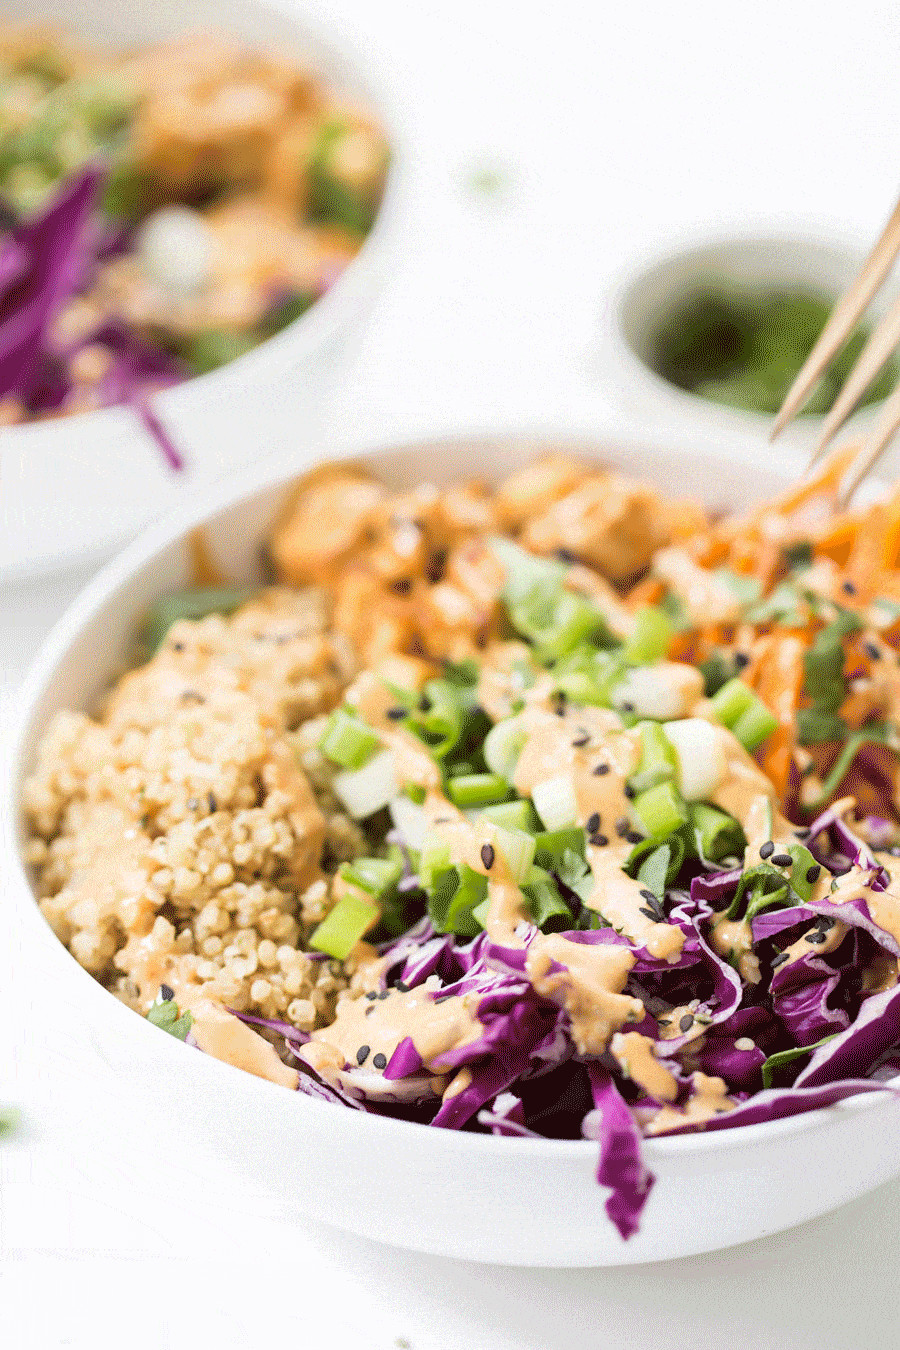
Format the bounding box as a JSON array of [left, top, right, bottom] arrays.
[[648, 288, 898, 416]]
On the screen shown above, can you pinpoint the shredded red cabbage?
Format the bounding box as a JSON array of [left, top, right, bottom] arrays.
[[0, 167, 184, 468]]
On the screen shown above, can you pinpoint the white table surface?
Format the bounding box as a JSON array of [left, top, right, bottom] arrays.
[[5, 0, 900, 1344]]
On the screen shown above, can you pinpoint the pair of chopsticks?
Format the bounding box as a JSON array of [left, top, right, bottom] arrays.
[[772, 193, 900, 502]]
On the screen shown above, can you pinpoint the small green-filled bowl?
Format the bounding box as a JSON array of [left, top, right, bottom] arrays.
[[605, 228, 900, 456]]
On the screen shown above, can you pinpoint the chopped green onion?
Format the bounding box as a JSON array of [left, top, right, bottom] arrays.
[[447, 773, 511, 808], [531, 774, 578, 831], [636, 843, 671, 899], [333, 748, 398, 819], [623, 606, 672, 663], [699, 652, 736, 697], [522, 864, 574, 931], [144, 586, 251, 654], [689, 802, 745, 863], [319, 708, 380, 769], [662, 717, 727, 801], [406, 678, 466, 759], [338, 856, 402, 898], [709, 678, 777, 750], [625, 832, 686, 885], [629, 721, 678, 794], [480, 798, 540, 832], [483, 715, 526, 780], [428, 865, 487, 937], [761, 1034, 839, 1089], [533, 826, 587, 871], [631, 781, 687, 841], [730, 702, 779, 752], [418, 832, 454, 890], [552, 647, 624, 705], [310, 891, 379, 959], [147, 996, 193, 1042], [388, 795, 428, 851], [490, 823, 537, 883], [489, 536, 566, 601]]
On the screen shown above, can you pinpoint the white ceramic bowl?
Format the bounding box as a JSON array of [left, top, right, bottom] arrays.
[[0, 0, 408, 583], [601, 224, 900, 456], [6, 425, 900, 1267]]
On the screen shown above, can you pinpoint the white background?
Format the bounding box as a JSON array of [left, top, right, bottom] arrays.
[[5, 0, 900, 1345]]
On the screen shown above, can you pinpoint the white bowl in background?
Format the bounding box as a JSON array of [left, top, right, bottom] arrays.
[[600, 224, 900, 456], [5, 422, 900, 1267], [0, 0, 409, 583]]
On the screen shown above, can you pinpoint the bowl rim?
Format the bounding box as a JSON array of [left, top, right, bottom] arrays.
[[0, 0, 411, 582], [602, 217, 898, 434], [6, 418, 899, 1166]]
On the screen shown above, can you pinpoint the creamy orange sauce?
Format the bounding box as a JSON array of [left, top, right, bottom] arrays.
[[708, 739, 783, 829], [347, 668, 442, 789], [610, 1031, 678, 1101], [644, 1072, 735, 1134], [779, 916, 848, 969], [708, 914, 760, 984], [512, 702, 685, 960], [525, 934, 641, 1055], [185, 996, 299, 1089], [303, 982, 483, 1078]]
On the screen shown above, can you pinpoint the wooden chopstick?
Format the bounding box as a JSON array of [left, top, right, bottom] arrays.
[[838, 381, 900, 505], [809, 287, 900, 466], [772, 194, 900, 440]]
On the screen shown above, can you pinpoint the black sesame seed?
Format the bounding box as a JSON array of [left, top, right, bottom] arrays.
[[172, 641, 185, 652], [556, 548, 577, 563], [639, 906, 659, 921], [378, 989, 391, 999], [480, 843, 496, 871], [391, 579, 412, 595], [615, 818, 630, 838], [626, 831, 644, 845], [806, 932, 828, 945], [356, 1045, 370, 1065], [734, 651, 750, 670], [620, 701, 635, 713], [386, 706, 407, 720], [842, 580, 857, 595], [590, 833, 609, 847], [623, 783, 636, 799], [864, 640, 881, 661], [586, 813, 601, 835], [180, 690, 205, 704], [815, 915, 835, 930], [373, 1053, 387, 1070], [771, 853, 793, 868], [365, 1005, 375, 1017], [365, 990, 378, 1000], [594, 763, 610, 776], [394, 981, 409, 993], [679, 1014, 694, 1033], [554, 703, 566, 717], [806, 864, 822, 884], [639, 889, 657, 903], [760, 841, 775, 859], [571, 731, 590, 748], [771, 952, 789, 968], [159, 984, 174, 1002], [207, 792, 218, 813]]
